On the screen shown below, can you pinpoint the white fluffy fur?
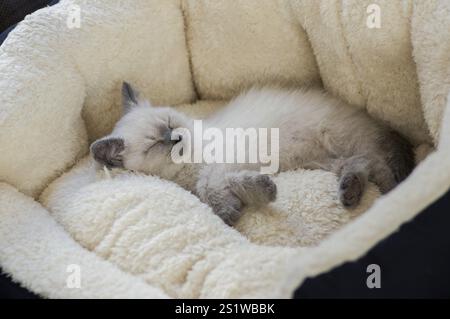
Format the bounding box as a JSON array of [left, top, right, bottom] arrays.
[[0, 0, 448, 298]]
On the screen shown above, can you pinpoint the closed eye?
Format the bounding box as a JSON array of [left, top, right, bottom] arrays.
[[144, 136, 159, 154], [144, 141, 159, 155]]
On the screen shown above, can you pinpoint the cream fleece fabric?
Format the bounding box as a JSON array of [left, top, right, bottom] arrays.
[[412, 0, 450, 143], [181, 0, 321, 100], [0, 183, 169, 298], [39, 156, 378, 298], [289, 0, 431, 145], [0, 0, 449, 298]]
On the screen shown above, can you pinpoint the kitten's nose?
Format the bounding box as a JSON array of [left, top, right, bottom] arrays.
[[163, 129, 182, 145]]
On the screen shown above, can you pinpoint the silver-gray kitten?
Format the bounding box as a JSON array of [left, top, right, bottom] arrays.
[[91, 82, 414, 225]]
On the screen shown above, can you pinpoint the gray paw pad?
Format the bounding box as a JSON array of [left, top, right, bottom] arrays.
[[339, 173, 364, 208]]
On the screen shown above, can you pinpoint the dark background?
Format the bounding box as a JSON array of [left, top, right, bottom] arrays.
[[1, 0, 449, 299]]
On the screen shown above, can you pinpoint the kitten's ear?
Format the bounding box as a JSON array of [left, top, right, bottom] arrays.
[[122, 81, 142, 113], [90, 137, 125, 168]]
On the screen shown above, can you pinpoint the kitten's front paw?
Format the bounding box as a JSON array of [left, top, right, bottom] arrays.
[[228, 171, 277, 207], [253, 174, 277, 203], [207, 188, 243, 226]]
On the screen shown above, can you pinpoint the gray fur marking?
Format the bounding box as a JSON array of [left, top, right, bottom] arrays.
[[122, 81, 139, 113]]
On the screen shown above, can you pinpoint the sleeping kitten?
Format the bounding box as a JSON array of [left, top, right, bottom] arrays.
[[90, 82, 414, 225]]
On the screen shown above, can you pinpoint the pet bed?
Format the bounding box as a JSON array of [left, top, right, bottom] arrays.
[[0, 0, 449, 298]]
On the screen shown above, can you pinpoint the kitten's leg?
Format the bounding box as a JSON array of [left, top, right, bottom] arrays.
[[196, 165, 243, 225], [226, 170, 277, 207], [366, 157, 397, 194], [199, 184, 243, 226], [196, 166, 277, 225]]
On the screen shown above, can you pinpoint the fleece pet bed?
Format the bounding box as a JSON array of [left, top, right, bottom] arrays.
[[0, 0, 449, 298]]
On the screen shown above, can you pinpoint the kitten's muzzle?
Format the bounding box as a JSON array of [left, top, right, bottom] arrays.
[[163, 129, 182, 145]]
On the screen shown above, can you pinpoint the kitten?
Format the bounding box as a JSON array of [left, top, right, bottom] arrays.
[[91, 82, 414, 225]]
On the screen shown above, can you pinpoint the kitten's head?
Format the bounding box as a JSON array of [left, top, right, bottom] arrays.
[[90, 82, 192, 178]]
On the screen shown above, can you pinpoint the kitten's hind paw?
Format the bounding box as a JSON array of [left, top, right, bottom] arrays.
[[339, 172, 365, 208]]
